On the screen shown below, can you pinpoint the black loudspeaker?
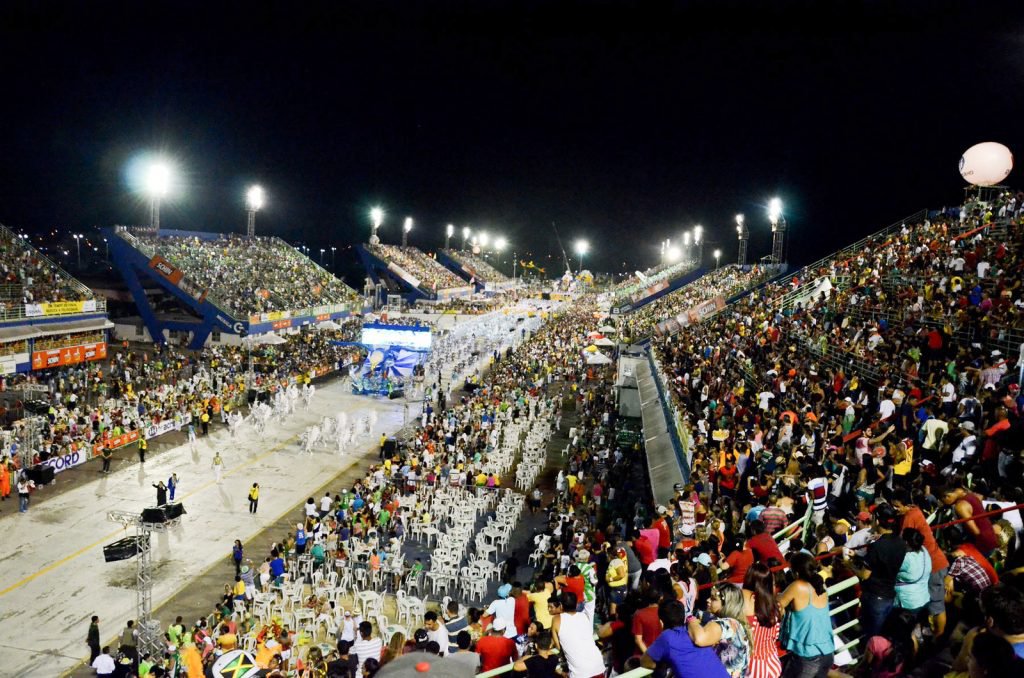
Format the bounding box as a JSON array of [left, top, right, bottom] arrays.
[[103, 535, 148, 562], [388, 389, 405, 399], [141, 507, 167, 523], [164, 502, 186, 519], [383, 439, 398, 455], [27, 465, 55, 485]]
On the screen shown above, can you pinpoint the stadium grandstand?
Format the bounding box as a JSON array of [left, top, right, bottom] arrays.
[[358, 242, 474, 302], [0, 222, 111, 376], [436, 248, 515, 291], [605, 258, 697, 304]]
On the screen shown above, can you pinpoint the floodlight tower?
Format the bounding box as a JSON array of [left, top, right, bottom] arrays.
[[769, 198, 786, 265], [143, 161, 172, 233], [693, 225, 704, 266], [575, 239, 589, 272], [735, 214, 748, 267], [445, 224, 454, 250], [461, 226, 470, 250], [402, 217, 413, 247], [714, 248, 722, 270], [370, 206, 384, 245], [682, 231, 692, 265], [246, 185, 264, 238]]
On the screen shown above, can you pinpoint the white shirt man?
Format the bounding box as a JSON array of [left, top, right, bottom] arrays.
[[91, 648, 116, 676]]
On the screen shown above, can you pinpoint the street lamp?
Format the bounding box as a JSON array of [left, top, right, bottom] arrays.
[[574, 239, 589, 272], [320, 247, 325, 265], [103, 237, 109, 261], [682, 230, 692, 264], [402, 217, 413, 247], [461, 226, 470, 250], [713, 248, 722, 270], [494, 236, 507, 252], [736, 213, 748, 267], [478, 231, 490, 249], [445, 224, 454, 250], [246, 185, 264, 238], [72, 233, 83, 269], [142, 160, 172, 232], [370, 206, 384, 244], [331, 246, 337, 270], [768, 197, 786, 265]]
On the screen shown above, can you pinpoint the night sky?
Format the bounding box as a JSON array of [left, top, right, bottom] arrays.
[[1, 1, 1022, 282]]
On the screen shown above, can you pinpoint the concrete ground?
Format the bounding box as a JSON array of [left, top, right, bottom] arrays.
[[0, 376, 407, 677]]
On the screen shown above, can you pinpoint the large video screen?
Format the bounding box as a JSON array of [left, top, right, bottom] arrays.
[[361, 323, 433, 351]]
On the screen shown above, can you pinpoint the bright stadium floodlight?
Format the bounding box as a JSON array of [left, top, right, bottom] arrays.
[[369, 206, 384, 244], [575, 239, 589, 272], [736, 213, 748, 266], [495, 236, 507, 252], [142, 160, 173, 232], [246, 185, 264, 238], [402, 216, 413, 246], [693, 225, 703, 243], [667, 245, 681, 262], [479, 231, 490, 249], [714, 248, 722, 269], [462, 226, 471, 249], [768, 197, 783, 224], [445, 223, 454, 249], [768, 197, 786, 265]]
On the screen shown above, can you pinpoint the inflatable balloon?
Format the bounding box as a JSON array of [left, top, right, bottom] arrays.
[[212, 649, 261, 678], [959, 142, 1013, 186]]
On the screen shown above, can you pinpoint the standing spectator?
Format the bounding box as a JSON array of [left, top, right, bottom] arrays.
[[640, 600, 728, 678], [424, 611, 449, 657], [212, 452, 224, 484], [248, 482, 259, 513], [91, 646, 116, 677], [168, 473, 179, 501], [778, 553, 833, 678], [551, 593, 605, 678], [632, 589, 662, 654], [232, 540, 244, 576], [852, 503, 906, 639], [87, 615, 101, 664], [476, 619, 518, 672], [742, 564, 782, 678], [486, 584, 518, 638], [153, 481, 168, 506], [894, 528, 931, 616], [351, 621, 383, 677], [119, 619, 138, 667], [101, 445, 113, 474], [17, 473, 35, 513], [687, 583, 751, 678], [942, 485, 999, 557]]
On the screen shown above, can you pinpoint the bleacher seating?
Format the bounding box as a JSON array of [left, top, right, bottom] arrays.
[[440, 249, 511, 283], [367, 244, 465, 290], [0, 224, 96, 312], [133, 233, 360, 316], [606, 259, 696, 303]]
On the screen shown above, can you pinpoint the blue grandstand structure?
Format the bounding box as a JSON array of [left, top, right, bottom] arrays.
[[106, 226, 366, 350], [356, 242, 474, 303], [435, 249, 516, 293]]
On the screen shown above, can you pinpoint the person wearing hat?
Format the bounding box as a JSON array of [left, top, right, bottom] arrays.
[[486, 584, 518, 638], [476, 618, 518, 672]]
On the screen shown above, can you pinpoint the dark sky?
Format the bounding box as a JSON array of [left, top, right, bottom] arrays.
[[1, 0, 1023, 282]]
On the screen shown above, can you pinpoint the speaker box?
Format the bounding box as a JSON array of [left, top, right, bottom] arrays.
[[383, 439, 398, 455], [388, 389, 405, 399], [164, 502, 186, 519], [27, 465, 55, 485], [103, 535, 148, 562], [141, 507, 167, 523]]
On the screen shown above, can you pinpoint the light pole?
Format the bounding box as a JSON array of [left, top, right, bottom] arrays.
[[682, 231, 691, 264], [143, 161, 172, 233], [575, 239, 589, 273], [736, 213, 748, 267], [769, 197, 786, 265], [370, 206, 384, 244], [331, 246, 337, 270], [445, 224, 454, 250], [320, 248, 325, 265], [694, 225, 704, 266], [461, 226, 470, 250], [512, 250, 518, 283], [103, 237, 109, 261], [478, 231, 490, 251], [402, 217, 413, 247], [713, 248, 722, 270], [73, 234, 82, 269], [246, 185, 264, 238]]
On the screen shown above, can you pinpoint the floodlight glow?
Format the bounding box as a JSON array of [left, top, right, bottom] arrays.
[[495, 236, 507, 251], [683, 231, 691, 246], [462, 226, 470, 239], [694, 225, 703, 243], [404, 217, 413, 233], [446, 224, 455, 237], [736, 214, 744, 225], [713, 249, 722, 258], [575, 239, 589, 255], [370, 206, 384, 227], [768, 198, 782, 223], [479, 231, 490, 247], [246, 185, 265, 210], [666, 246, 681, 262], [144, 161, 172, 198]]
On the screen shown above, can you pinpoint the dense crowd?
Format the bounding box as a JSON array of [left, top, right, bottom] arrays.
[[605, 259, 695, 304], [0, 226, 92, 309], [621, 265, 770, 340], [135, 234, 360, 315], [441, 250, 512, 284], [367, 244, 466, 291]]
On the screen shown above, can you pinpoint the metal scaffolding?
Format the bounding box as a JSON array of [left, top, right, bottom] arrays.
[[106, 509, 182, 658]]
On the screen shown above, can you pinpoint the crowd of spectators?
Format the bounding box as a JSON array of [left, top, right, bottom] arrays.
[[367, 244, 467, 291], [621, 265, 770, 340], [605, 259, 696, 304], [0, 226, 92, 310], [441, 249, 512, 284], [135, 234, 360, 316]]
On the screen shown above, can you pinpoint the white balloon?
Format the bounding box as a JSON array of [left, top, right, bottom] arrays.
[[959, 142, 1013, 186]]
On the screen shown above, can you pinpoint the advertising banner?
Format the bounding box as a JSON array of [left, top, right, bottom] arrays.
[[31, 342, 107, 371], [91, 429, 140, 458], [386, 262, 422, 290], [144, 413, 191, 440], [655, 296, 726, 336], [149, 255, 184, 284], [0, 352, 30, 375], [40, 448, 90, 474], [24, 299, 97, 317]]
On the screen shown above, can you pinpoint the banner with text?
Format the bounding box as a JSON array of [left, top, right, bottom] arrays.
[[654, 296, 726, 336], [31, 342, 107, 370], [24, 299, 97, 317], [91, 429, 140, 458]]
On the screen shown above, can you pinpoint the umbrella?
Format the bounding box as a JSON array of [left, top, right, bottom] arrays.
[[584, 344, 599, 353], [250, 332, 287, 345], [599, 325, 616, 333], [585, 351, 612, 365], [317, 320, 341, 330], [594, 337, 615, 347]]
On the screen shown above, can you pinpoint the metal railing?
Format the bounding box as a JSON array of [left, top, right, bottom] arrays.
[[0, 222, 96, 300]]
